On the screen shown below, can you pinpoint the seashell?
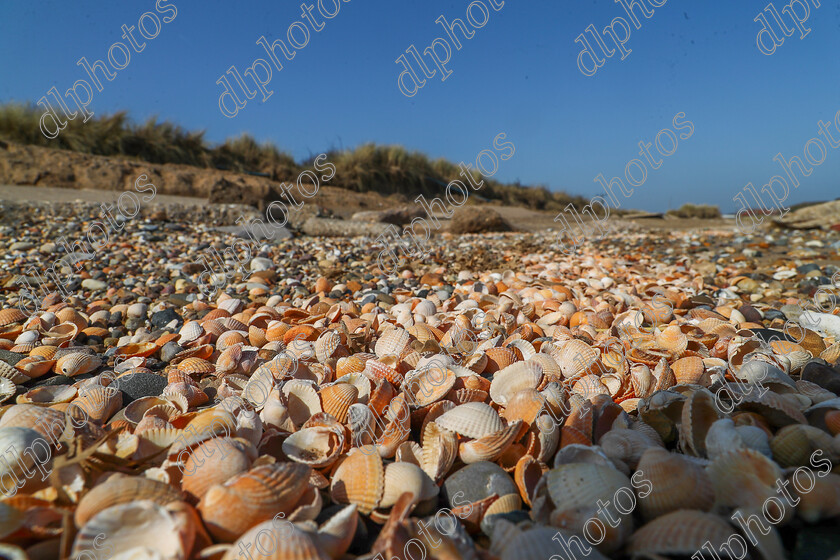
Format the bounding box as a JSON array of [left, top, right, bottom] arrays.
[[656, 324, 688, 358], [553, 339, 599, 379], [820, 342, 840, 364], [330, 446, 384, 514], [283, 325, 317, 346], [114, 342, 158, 359], [770, 424, 837, 467], [17, 384, 77, 406], [571, 374, 610, 399], [336, 355, 366, 378], [421, 422, 458, 482], [727, 386, 808, 427], [671, 356, 708, 386], [708, 448, 788, 520], [545, 463, 633, 553], [598, 428, 663, 470], [283, 425, 344, 468], [215, 343, 243, 376], [315, 330, 341, 363], [0, 378, 14, 404], [796, 472, 840, 522], [363, 360, 403, 385], [14, 356, 54, 379], [223, 520, 330, 560], [40, 323, 78, 345], [29, 345, 58, 360], [181, 437, 257, 500], [435, 402, 505, 439], [0, 427, 46, 496], [380, 461, 438, 508], [627, 510, 740, 557], [283, 380, 323, 428], [0, 404, 66, 442], [170, 409, 237, 457], [502, 388, 546, 426], [199, 463, 313, 542], [678, 388, 720, 458], [318, 382, 357, 423], [459, 420, 523, 464], [635, 447, 715, 520], [735, 359, 796, 390], [704, 418, 746, 460], [72, 501, 192, 560], [483, 347, 517, 373], [74, 474, 184, 527], [489, 361, 543, 406], [0, 309, 26, 327], [375, 327, 410, 359], [72, 385, 122, 424], [0, 360, 30, 385], [55, 352, 101, 377], [403, 365, 455, 408], [176, 357, 215, 376]]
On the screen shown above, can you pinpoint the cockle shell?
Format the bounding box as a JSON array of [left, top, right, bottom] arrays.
[[627, 510, 739, 557], [375, 327, 410, 359], [421, 422, 458, 482], [796, 473, 840, 522], [380, 461, 438, 508], [222, 520, 330, 560], [489, 361, 543, 406], [72, 501, 193, 560], [635, 447, 715, 520], [55, 352, 101, 377], [181, 437, 258, 500], [671, 356, 708, 386], [199, 462, 313, 542], [319, 382, 358, 423], [315, 330, 342, 363], [545, 463, 633, 553], [459, 420, 523, 464], [75, 474, 184, 527], [283, 380, 323, 428], [14, 356, 54, 379], [435, 402, 505, 439], [598, 428, 663, 470], [0, 404, 66, 442], [403, 366, 455, 408], [283, 425, 345, 468], [678, 388, 720, 458], [72, 386, 122, 424], [769, 424, 837, 467], [708, 448, 789, 521], [330, 446, 384, 514], [0, 427, 47, 496]]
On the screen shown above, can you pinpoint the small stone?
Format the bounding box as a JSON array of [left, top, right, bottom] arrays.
[[160, 341, 184, 363], [115, 372, 168, 404], [127, 303, 148, 318], [0, 350, 26, 366], [81, 279, 107, 291], [151, 309, 182, 329]]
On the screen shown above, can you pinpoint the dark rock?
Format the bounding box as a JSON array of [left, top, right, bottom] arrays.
[[738, 304, 763, 324], [33, 375, 75, 387], [802, 359, 840, 394], [125, 317, 145, 331], [115, 371, 168, 404], [797, 264, 821, 275], [441, 462, 517, 507], [0, 350, 25, 366], [750, 329, 794, 344], [160, 341, 183, 363], [151, 309, 182, 329], [763, 309, 787, 322], [448, 207, 513, 234]]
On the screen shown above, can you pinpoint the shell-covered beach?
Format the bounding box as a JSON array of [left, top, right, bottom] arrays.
[[0, 196, 838, 559]]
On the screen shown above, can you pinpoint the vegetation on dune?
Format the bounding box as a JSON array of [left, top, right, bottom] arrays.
[[667, 203, 722, 219], [0, 103, 586, 212]]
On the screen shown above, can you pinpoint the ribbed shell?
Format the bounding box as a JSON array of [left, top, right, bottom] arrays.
[[490, 361, 543, 406], [627, 510, 737, 556], [435, 402, 505, 439], [380, 461, 438, 507], [198, 462, 312, 542], [319, 383, 358, 423], [636, 447, 715, 520], [330, 446, 384, 514], [55, 352, 101, 377], [74, 475, 184, 527]]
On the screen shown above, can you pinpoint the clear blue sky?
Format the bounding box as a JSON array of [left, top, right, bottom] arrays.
[[2, 0, 840, 212]]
